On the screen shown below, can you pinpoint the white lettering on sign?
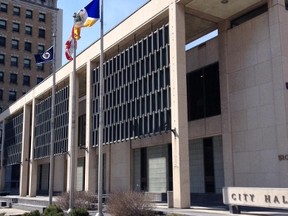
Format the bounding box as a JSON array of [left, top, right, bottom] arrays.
[[223, 187, 288, 209]]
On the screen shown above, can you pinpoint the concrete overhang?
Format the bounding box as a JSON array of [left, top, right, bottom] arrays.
[[183, 0, 266, 43]]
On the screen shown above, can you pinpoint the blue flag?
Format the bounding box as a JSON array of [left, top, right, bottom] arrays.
[[34, 46, 54, 64]]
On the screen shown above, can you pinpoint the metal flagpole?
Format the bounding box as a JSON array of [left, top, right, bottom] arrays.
[[96, 0, 104, 215], [48, 33, 56, 206], [68, 37, 77, 214]]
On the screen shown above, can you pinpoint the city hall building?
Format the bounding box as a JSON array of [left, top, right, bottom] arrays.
[[0, 0, 287, 208]]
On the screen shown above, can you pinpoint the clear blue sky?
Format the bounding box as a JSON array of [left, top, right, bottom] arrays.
[[58, 0, 148, 65]]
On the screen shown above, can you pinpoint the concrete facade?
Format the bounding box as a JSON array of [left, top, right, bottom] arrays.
[[0, 0, 287, 209]]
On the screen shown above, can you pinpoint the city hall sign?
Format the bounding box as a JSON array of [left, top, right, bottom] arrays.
[[223, 187, 288, 209]]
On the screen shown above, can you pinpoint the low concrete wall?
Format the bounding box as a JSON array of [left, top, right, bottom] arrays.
[[223, 187, 288, 209]]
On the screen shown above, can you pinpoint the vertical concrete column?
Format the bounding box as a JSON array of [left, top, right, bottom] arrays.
[[169, 1, 190, 208], [19, 104, 31, 196], [29, 99, 38, 197], [85, 61, 97, 192], [0, 120, 5, 190], [67, 72, 79, 192], [268, 0, 288, 185], [218, 20, 235, 186]]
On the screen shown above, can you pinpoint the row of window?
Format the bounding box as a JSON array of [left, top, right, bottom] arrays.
[[0, 37, 46, 53], [0, 20, 46, 38], [0, 55, 43, 71], [0, 3, 46, 22], [4, 113, 23, 165], [0, 73, 43, 86]]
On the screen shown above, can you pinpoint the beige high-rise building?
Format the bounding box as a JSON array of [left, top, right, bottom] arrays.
[[0, 0, 62, 113]]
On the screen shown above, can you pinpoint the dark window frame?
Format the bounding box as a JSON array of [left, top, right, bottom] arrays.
[[0, 71, 4, 82], [0, 36, 5, 47], [23, 75, 30, 86], [12, 22, 20, 32], [0, 19, 7, 30], [8, 90, 17, 101], [24, 58, 31, 69], [10, 73, 18, 84], [38, 29, 45, 38], [26, 9, 33, 19], [39, 13, 46, 22], [0, 54, 5, 64], [24, 42, 32, 52], [0, 3, 7, 13], [25, 25, 32, 35], [0, 89, 3, 100], [11, 39, 19, 49], [10, 56, 18, 67], [13, 6, 20, 16]]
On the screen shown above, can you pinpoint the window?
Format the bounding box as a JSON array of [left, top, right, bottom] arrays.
[[25, 26, 32, 35], [11, 39, 19, 49], [38, 29, 45, 38], [12, 23, 20, 32], [10, 73, 17, 84], [24, 59, 31, 69], [0, 20, 7, 29], [0, 89, 3, 100], [37, 77, 43, 84], [0, 54, 4, 64], [0, 71, 3, 82], [0, 3, 7, 13], [11, 56, 18, 67], [26, 9, 33, 19], [38, 45, 45, 53], [23, 75, 30, 86], [0, 36, 5, 47], [13, 6, 20, 16], [9, 91, 17, 101], [39, 13, 46, 22], [187, 62, 221, 121], [24, 42, 32, 52], [37, 64, 44, 71]]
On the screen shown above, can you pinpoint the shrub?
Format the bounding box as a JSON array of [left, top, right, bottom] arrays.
[[42, 204, 64, 216], [71, 208, 89, 216], [23, 210, 41, 216], [106, 191, 154, 216], [56, 191, 96, 210]]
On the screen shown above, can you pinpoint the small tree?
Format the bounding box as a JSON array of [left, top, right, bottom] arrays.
[[107, 191, 154, 216]]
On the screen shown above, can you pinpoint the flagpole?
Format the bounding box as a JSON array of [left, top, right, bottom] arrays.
[[96, 0, 104, 215], [68, 38, 77, 215], [48, 32, 56, 206]]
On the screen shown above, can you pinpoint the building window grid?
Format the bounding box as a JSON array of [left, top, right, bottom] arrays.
[[34, 86, 69, 159], [92, 24, 170, 145], [4, 113, 23, 165]]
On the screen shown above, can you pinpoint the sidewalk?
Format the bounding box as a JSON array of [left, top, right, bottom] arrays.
[[1, 203, 288, 216]]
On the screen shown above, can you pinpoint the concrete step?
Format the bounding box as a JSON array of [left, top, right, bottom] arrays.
[[12, 203, 46, 213]]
